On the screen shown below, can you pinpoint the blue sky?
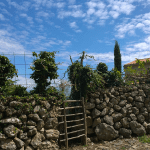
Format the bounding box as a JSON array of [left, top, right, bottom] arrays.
[[0, 0, 150, 98]]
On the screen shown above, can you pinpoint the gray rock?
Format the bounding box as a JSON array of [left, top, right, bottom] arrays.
[[95, 123, 119, 141]]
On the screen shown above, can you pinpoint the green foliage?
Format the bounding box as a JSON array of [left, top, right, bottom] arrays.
[[0, 55, 22, 96], [27, 51, 67, 101], [123, 58, 150, 86], [0, 52, 68, 102], [95, 62, 108, 75], [28, 51, 60, 96], [95, 62, 110, 87], [10, 85, 30, 97], [105, 67, 125, 87], [114, 40, 122, 73], [138, 133, 150, 143], [62, 51, 107, 103]]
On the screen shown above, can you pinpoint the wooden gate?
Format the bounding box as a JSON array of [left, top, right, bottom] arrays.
[[58, 97, 87, 149]]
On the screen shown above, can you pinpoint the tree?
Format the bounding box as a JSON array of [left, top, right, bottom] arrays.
[[62, 51, 111, 101], [0, 55, 20, 96], [28, 51, 60, 96], [95, 62, 110, 87], [28, 51, 73, 101], [114, 40, 122, 74]]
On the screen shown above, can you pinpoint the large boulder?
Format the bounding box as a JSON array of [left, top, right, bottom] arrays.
[[95, 123, 119, 141]]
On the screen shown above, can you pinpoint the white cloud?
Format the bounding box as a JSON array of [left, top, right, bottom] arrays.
[[68, 0, 76, 4], [63, 41, 71, 46], [0, 13, 5, 21], [87, 8, 95, 16], [85, 1, 109, 25], [54, 2, 65, 8], [109, 11, 119, 19], [0, 2, 5, 6], [107, 0, 136, 15], [145, 36, 150, 43], [32, 0, 65, 9], [6, 0, 30, 11], [58, 4, 85, 19], [35, 18, 43, 23], [86, 1, 97, 8], [75, 29, 82, 33], [69, 21, 82, 32], [134, 42, 149, 50], [0, 8, 12, 16], [36, 11, 49, 18], [0, 30, 10, 37], [136, 23, 145, 28], [0, 34, 31, 55], [20, 13, 34, 24], [58, 10, 85, 18], [115, 12, 150, 38], [143, 20, 150, 25], [69, 22, 77, 28], [98, 40, 103, 43]]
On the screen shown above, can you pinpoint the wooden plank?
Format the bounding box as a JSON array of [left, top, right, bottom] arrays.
[[58, 118, 84, 124], [81, 97, 87, 146], [67, 123, 84, 129], [58, 112, 83, 117], [63, 102, 68, 149], [60, 134, 85, 142], [58, 97, 87, 149], [63, 100, 82, 102], [66, 118, 84, 123], [58, 106, 82, 110], [60, 128, 85, 136], [67, 129, 85, 135]]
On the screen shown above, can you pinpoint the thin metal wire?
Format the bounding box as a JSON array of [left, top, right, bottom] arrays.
[[0, 52, 68, 89], [0, 52, 128, 90]]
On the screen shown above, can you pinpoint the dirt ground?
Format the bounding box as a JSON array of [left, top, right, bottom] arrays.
[[59, 134, 150, 150]]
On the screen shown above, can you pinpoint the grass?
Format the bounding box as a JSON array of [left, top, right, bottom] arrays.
[[119, 134, 150, 150], [138, 134, 150, 143]]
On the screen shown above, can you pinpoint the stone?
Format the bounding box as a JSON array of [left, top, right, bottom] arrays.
[[0, 99, 60, 150], [84, 83, 150, 142], [86, 116, 93, 127], [130, 121, 146, 136], [95, 123, 119, 141], [92, 117, 101, 128]]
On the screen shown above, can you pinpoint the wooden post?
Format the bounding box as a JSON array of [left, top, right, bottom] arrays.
[[81, 97, 87, 146], [63, 101, 68, 149]]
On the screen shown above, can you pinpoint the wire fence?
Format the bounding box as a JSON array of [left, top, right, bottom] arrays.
[[1, 51, 149, 97], [0, 51, 72, 92]]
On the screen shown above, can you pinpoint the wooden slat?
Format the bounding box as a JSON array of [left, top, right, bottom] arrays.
[[67, 128, 85, 135], [63, 102, 68, 149], [59, 118, 84, 124], [58, 106, 82, 110], [81, 97, 87, 146], [59, 123, 85, 135], [66, 118, 84, 123], [58, 112, 83, 117], [63, 100, 82, 102], [60, 134, 85, 142], [58, 97, 87, 149], [60, 128, 85, 136], [67, 123, 84, 129], [58, 121, 64, 124]]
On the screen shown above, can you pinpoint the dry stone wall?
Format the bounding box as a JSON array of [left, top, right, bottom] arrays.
[[84, 83, 150, 142], [0, 97, 62, 150]]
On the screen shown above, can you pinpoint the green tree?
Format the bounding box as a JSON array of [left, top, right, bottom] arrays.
[[0, 55, 20, 96], [95, 62, 110, 87], [62, 51, 108, 102], [114, 40, 122, 74], [28, 51, 69, 101]]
